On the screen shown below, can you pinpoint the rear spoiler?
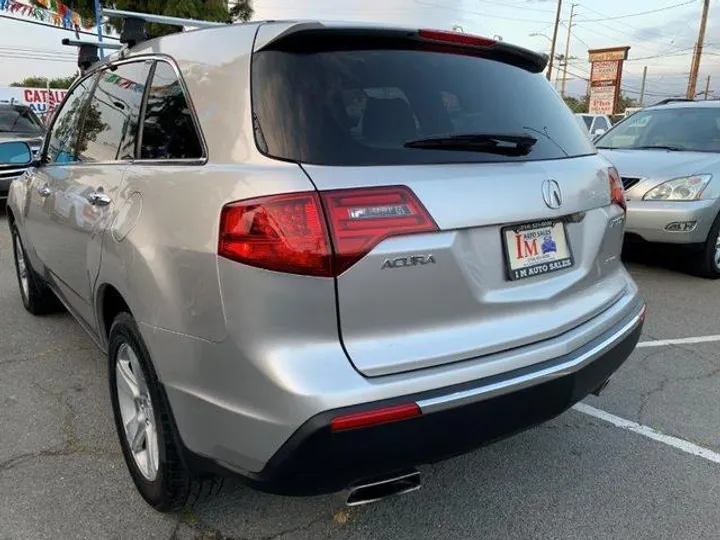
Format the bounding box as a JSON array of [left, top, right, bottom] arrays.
[[255, 24, 548, 74]]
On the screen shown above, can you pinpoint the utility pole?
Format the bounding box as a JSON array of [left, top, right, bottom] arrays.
[[687, 0, 710, 99], [94, 0, 104, 58], [704, 75, 711, 100], [560, 3, 577, 97], [639, 66, 648, 106], [547, 0, 563, 81]]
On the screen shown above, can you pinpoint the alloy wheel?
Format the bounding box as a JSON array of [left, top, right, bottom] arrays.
[[115, 342, 159, 481]]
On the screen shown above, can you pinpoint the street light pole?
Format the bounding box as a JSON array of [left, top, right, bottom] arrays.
[[560, 3, 577, 97], [546, 0, 563, 81]]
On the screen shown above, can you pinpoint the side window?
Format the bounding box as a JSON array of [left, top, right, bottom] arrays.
[[46, 77, 94, 164], [77, 61, 152, 162], [140, 62, 203, 160], [594, 117, 610, 131]]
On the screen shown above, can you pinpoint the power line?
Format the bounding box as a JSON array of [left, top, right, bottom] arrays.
[[412, 0, 552, 24], [576, 0, 697, 22], [474, 0, 556, 14]]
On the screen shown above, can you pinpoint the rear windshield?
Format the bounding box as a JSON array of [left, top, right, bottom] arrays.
[[251, 48, 595, 166], [0, 105, 44, 134]]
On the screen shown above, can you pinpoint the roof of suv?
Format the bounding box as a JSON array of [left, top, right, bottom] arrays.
[[89, 20, 547, 75], [648, 100, 720, 110]]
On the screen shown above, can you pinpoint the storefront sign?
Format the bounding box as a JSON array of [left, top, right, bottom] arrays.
[[0, 86, 67, 118], [589, 85, 616, 115], [587, 46, 630, 115]]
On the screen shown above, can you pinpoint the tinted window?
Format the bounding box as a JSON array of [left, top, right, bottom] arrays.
[[78, 61, 151, 162], [252, 48, 594, 166], [140, 62, 203, 160], [581, 115, 593, 129], [0, 105, 44, 134], [597, 107, 720, 152], [46, 77, 94, 164], [594, 117, 609, 131]]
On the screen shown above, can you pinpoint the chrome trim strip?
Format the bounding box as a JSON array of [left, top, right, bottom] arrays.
[[417, 306, 644, 414]]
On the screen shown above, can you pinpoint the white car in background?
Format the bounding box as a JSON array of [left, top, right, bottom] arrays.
[[576, 113, 613, 139]]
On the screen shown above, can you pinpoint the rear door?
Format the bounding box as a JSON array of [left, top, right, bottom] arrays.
[[252, 30, 628, 377], [44, 60, 152, 327]]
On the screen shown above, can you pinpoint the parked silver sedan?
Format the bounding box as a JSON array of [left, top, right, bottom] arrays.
[[596, 100, 720, 277]]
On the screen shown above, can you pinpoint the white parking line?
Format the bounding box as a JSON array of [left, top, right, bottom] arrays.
[[573, 403, 720, 465], [637, 335, 720, 348]]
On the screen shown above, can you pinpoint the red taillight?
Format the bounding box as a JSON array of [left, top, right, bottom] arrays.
[[418, 29, 496, 48], [321, 186, 438, 275], [218, 186, 438, 277], [330, 403, 421, 432], [609, 167, 626, 212], [218, 192, 333, 277]]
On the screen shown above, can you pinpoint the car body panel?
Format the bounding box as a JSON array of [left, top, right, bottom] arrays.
[[304, 156, 627, 376], [145, 279, 640, 472], [600, 147, 720, 244], [22, 163, 127, 328]]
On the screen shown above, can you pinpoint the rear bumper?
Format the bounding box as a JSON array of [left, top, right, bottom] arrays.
[[182, 303, 644, 496], [625, 199, 720, 244]]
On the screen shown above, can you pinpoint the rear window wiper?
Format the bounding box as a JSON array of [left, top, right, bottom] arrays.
[[403, 132, 538, 156]]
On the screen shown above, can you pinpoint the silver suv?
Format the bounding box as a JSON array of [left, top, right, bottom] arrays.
[[3, 21, 645, 511]]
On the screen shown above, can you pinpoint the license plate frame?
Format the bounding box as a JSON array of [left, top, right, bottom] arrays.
[[501, 219, 574, 281]]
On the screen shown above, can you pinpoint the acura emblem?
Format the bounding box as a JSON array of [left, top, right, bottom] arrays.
[[542, 179, 563, 209]]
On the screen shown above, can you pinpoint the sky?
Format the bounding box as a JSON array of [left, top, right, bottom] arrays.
[[0, 0, 718, 102]]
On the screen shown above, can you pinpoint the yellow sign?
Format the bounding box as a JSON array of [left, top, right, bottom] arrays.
[[588, 47, 630, 63]]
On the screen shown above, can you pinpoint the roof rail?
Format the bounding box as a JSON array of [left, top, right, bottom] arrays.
[[651, 98, 695, 106], [62, 8, 230, 74]]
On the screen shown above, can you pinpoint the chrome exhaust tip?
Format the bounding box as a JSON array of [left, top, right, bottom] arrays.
[[345, 470, 421, 507]]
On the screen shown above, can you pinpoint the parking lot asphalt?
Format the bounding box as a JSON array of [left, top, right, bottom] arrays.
[[2, 209, 720, 540]]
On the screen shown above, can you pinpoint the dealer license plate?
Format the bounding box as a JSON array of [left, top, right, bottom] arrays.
[[502, 220, 573, 281]]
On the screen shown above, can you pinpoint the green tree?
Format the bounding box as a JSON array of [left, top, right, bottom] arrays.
[[74, 0, 253, 38], [10, 75, 77, 89], [563, 95, 584, 114]]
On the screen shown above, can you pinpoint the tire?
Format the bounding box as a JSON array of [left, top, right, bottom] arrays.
[[108, 313, 222, 511], [692, 213, 720, 279], [11, 224, 61, 315]]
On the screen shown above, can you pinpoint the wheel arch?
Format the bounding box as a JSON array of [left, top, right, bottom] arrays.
[[97, 283, 134, 345]]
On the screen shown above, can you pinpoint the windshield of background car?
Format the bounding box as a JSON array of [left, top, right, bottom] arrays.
[[0, 106, 44, 134], [597, 107, 720, 152], [251, 47, 595, 165]]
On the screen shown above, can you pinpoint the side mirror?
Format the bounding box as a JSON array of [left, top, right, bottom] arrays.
[[0, 141, 33, 167]]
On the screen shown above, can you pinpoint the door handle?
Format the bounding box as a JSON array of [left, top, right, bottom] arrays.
[[87, 191, 112, 207], [37, 184, 52, 197]]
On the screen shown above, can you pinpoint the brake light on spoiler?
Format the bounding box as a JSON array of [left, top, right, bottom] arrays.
[[218, 186, 438, 277], [418, 29, 497, 48]]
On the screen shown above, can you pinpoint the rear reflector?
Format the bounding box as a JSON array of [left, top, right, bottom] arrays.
[[330, 403, 421, 432], [418, 29, 496, 48], [218, 186, 437, 277], [608, 167, 626, 212], [639, 304, 647, 324]]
